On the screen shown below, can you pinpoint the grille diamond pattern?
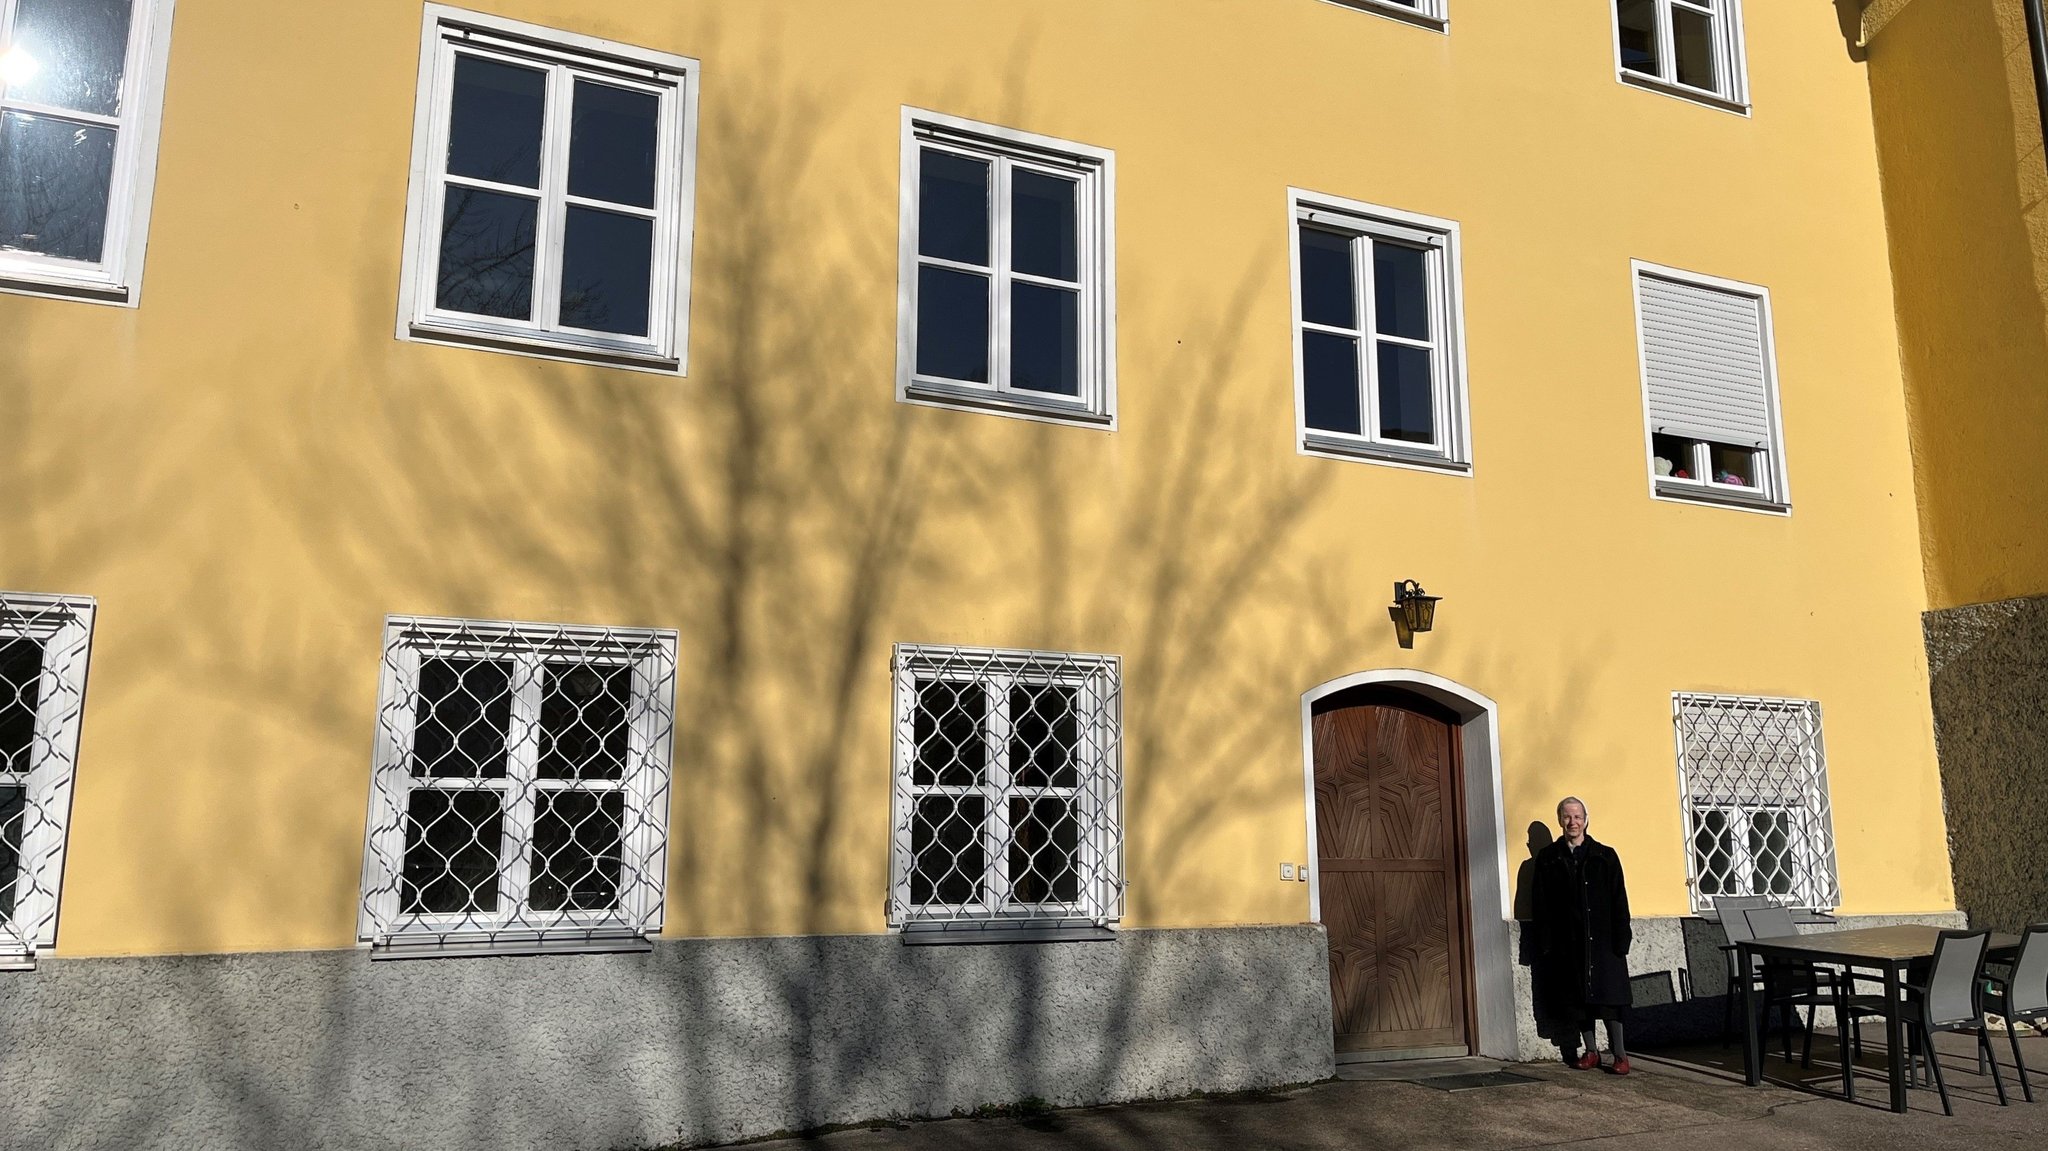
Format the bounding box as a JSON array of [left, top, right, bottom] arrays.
[[1676, 694, 1838, 913], [0, 593, 94, 962]]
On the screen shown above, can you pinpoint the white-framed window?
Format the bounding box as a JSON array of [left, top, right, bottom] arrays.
[[896, 109, 1116, 427], [1612, 0, 1749, 111], [1673, 693, 1838, 913], [358, 615, 678, 957], [1632, 261, 1787, 512], [394, 4, 700, 373], [1290, 189, 1471, 472], [0, 0, 178, 305], [1320, 0, 1448, 32], [0, 591, 95, 969], [890, 644, 1123, 937]]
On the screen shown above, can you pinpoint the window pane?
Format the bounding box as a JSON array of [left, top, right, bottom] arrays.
[[528, 790, 624, 912], [1010, 282, 1079, 396], [1377, 343, 1436, 444], [1373, 243, 1431, 341], [918, 149, 989, 266], [401, 788, 504, 914], [914, 680, 985, 787], [1298, 226, 1356, 329], [1672, 8, 1719, 92], [5, 0, 134, 118], [910, 794, 984, 906], [0, 111, 116, 262], [538, 663, 631, 781], [446, 55, 546, 188], [1692, 807, 1734, 896], [559, 206, 653, 336], [1710, 443, 1759, 488], [1302, 331, 1362, 435], [1652, 433, 1701, 480], [0, 785, 22, 924], [915, 265, 990, 383], [0, 638, 43, 775], [568, 80, 658, 209], [409, 658, 512, 779], [1616, 0, 1660, 76], [1012, 170, 1077, 282], [436, 187, 538, 320], [1009, 797, 1079, 904], [1010, 684, 1079, 789], [1748, 811, 1795, 897]]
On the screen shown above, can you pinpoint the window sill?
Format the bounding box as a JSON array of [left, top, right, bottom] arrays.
[[368, 932, 655, 960], [1618, 71, 1751, 117], [898, 922, 1117, 945], [1653, 480, 1788, 515], [1320, 0, 1447, 32], [402, 321, 683, 376], [0, 952, 36, 972], [0, 267, 133, 307], [1302, 432, 1470, 475], [902, 379, 1114, 429]]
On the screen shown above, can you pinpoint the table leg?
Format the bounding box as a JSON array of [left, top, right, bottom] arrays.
[[1837, 976, 1855, 1102], [1741, 943, 1761, 1086], [1884, 964, 1907, 1114]]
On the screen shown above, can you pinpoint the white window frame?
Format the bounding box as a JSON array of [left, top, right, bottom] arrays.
[[1318, 0, 1448, 33], [1672, 692, 1839, 914], [394, 4, 700, 373], [1632, 259, 1789, 514], [1610, 0, 1751, 114], [896, 108, 1117, 428], [357, 615, 678, 958], [1289, 188, 1472, 474], [0, 0, 178, 305], [889, 643, 1123, 938], [0, 591, 95, 970]]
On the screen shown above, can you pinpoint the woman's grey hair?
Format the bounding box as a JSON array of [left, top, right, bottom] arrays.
[[1556, 796, 1589, 819]]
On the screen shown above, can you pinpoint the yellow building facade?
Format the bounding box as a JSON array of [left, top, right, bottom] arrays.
[[0, 2, 1968, 1147]]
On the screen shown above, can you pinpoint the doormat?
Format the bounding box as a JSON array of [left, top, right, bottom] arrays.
[[1415, 1071, 1541, 1092]]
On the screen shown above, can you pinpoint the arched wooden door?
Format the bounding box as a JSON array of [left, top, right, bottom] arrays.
[[1312, 689, 1474, 1057]]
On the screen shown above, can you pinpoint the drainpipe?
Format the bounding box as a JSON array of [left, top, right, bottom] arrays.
[[2029, 0, 2048, 172]]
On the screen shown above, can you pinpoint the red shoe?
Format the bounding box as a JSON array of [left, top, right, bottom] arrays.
[[1609, 1058, 1631, 1076], [1573, 1051, 1601, 1070]]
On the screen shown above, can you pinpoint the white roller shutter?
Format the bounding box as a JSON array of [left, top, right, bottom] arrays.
[[1638, 274, 1773, 447]]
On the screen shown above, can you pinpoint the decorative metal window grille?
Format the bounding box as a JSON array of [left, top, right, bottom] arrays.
[[359, 616, 677, 956], [890, 644, 1123, 933], [1674, 693, 1837, 913], [0, 592, 96, 969]]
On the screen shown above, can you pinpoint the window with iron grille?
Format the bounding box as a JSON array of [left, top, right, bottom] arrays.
[[395, 5, 700, 371], [0, 591, 95, 969], [1612, 0, 1749, 110], [0, 0, 179, 304], [1674, 693, 1837, 913], [358, 615, 677, 956], [890, 645, 1123, 934]]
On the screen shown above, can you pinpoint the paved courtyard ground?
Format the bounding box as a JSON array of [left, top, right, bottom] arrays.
[[731, 1030, 2048, 1150]]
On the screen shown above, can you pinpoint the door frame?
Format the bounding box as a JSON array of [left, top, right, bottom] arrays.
[[1301, 669, 1517, 1059]]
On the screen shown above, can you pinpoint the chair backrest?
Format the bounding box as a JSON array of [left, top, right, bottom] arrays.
[[2010, 924, 2048, 1018], [1713, 895, 1769, 945], [1741, 903, 1801, 941], [1926, 929, 1991, 1028]]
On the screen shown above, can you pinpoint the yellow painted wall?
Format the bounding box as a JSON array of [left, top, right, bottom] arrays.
[[1864, 0, 2048, 610], [0, 0, 1952, 957]]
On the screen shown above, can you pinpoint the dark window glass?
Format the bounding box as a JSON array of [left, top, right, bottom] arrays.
[[409, 658, 512, 779], [914, 680, 986, 787], [559, 207, 653, 336], [567, 80, 659, 208], [1652, 433, 1700, 481], [1672, 7, 1718, 91], [0, 110, 116, 262], [1010, 684, 1078, 789], [1010, 282, 1079, 396], [918, 149, 989, 265], [915, 266, 990, 382], [1009, 797, 1078, 904], [911, 794, 985, 906], [528, 790, 624, 911], [1373, 243, 1431, 341], [1616, 0, 1660, 76], [436, 187, 538, 320], [538, 663, 631, 781], [0, 639, 44, 775], [7, 0, 134, 118], [1299, 226, 1356, 329], [400, 789, 503, 914], [0, 785, 22, 924], [446, 56, 546, 188], [1376, 343, 1435, 444], [1302, 331, 1362, 435], [1012, 170, 1078, 281]]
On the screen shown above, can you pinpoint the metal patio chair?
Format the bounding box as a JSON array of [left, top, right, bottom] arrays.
[[1844, 928, 2007, 1115], [1740, 902, 1838, 1067], [1713, 895, 1771, 1044], [1983, 923, 2048, 1103]]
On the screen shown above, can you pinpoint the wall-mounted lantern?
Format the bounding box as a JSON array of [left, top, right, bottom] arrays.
[[1390, 580, 1442, 649]]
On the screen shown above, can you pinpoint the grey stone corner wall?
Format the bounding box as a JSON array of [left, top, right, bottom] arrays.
[[0, 924, 1332, 1151], [1925, 595, 2048, 934]]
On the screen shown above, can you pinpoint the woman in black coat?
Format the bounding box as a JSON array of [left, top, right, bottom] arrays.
[[1532, 795, 1634, 1073]]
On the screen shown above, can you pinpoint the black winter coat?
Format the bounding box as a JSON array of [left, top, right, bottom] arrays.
[[1532, 835, 1633, 1010]]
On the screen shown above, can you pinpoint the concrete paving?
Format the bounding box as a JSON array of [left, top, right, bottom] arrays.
[[730, 1031, 2048, 1150]]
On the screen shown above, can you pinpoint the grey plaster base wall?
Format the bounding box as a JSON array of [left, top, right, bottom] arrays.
[[0, 926, 1332, 1151], [1926, 596, 2048, 933]]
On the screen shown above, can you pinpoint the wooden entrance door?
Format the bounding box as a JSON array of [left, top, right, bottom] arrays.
[[1313, 693, 1472, 1055]]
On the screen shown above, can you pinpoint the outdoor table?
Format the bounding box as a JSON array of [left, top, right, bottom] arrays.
[[1737, 925, 2021, 1113]]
